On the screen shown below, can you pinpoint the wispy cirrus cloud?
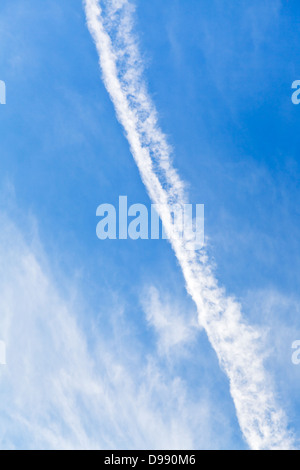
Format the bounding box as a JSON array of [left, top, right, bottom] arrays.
[[84, 0, 295, 449], [142, 285, 199, 357], [0, 213, 235, 450]]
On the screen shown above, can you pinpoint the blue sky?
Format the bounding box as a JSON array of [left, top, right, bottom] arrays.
[[0, 0, 300, 450]]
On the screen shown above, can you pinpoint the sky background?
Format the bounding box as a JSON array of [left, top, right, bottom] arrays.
[[0, 0, 300, 450]]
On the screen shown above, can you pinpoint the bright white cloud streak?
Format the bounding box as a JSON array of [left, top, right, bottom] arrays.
[[84, 0, 295, 449]]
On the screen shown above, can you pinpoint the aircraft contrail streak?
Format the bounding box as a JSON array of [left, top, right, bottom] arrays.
[[84, 0, 294, 449]]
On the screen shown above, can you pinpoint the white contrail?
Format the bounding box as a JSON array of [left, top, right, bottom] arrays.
[[84, 0, 294, 449]]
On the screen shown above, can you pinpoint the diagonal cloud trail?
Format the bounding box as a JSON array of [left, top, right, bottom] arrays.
[[84, 0, 295, 449]]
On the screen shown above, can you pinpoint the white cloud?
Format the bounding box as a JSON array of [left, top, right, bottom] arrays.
[[142, 286, 199, 356], [0, 214, 235, 450]]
